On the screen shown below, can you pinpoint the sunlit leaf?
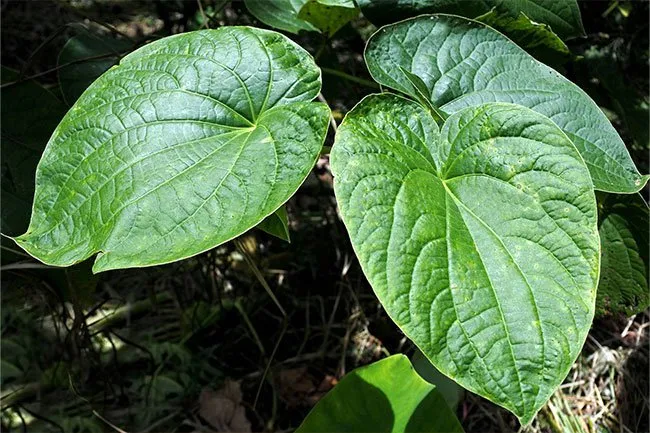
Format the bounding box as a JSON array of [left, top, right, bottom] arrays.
[[332, 94, 599, 424], [296, 355, 464, 432], [14, 27, 329, 273], [365, 15, 648, 193]]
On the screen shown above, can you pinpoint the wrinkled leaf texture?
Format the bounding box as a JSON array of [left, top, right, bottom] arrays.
[[15, 27, 329, 273], [365, 15, 648, 193], [332, 94, 599, 424], [356, 0, 585, 39], [597, 193, 649, 316]]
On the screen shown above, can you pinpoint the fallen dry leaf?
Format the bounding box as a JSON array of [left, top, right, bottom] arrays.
[[276, 367, 337, 408], [199, 380, 251, 433]]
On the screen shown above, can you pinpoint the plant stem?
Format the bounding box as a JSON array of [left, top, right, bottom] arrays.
[[321, 67, 380, 90]]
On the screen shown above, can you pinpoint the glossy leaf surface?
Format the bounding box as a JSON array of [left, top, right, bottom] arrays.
[[15, 27, 329, 273], [296, 354, 464, 432], [356, 0, 584, 38], [331, 94, 599, 423], [597, 193, 649, 316], [365, 15, 648, 193]]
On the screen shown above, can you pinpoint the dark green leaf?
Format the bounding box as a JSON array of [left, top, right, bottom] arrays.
[[597, 193, 649, 317], [411, 349, 463, 410], [296, 354, 464, 432], [331, 94, 599, 424], [356, 0, 584, 39], [365, 15, 648, 193], [245, 0, 357, 35], [1, 68, 67, 237], [476, 10, 572, 66], [257, 205, 290, 241], [58, 30, 133, 105], [244, 0, 318, 33], [14, 27, 329, 273]]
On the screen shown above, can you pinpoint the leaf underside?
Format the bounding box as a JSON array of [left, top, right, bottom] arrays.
[[296, 354, 464, 432], [15, 27, 329, 273], [597, 193, 649, 317], [331, 94, 599, 424], [365, 14, 648, 193]]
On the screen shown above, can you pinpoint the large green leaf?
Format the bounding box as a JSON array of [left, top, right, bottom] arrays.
[[596, 193, 649, 317], [296, 354, 464, 432], [244, 0, 356, 35], [58, 30, 133, 105], [331, 94, 599, 424], [356, 0, 584, 39], [364, 15, 648, 193], [14, 27, 329, 273]]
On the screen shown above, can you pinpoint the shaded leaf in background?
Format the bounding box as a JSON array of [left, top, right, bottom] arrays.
[[245, 0, 357, 35], [1, 67, 67, 262], [365, 15, 648, 193], [244, 0, 318, 33], [597, 193, 649, 317], [296, 354, 464, 432], [14, 27, 329, 273], [356, 0, 585, 39], [58, 29, 134, 105], [257, 205, 290, 242], [411, 348, 463, 410], [579, 45, 650, 151], [476, 10, 572, 66], [298, 0, 358, 36], [332, 95, 599, 424]]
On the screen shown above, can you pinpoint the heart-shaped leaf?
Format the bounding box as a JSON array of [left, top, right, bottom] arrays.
[[356, 0, 584, 39], [331, 94, 599, 424], [14, 27, 329, 273], [296, 354, 464, 432], [365, 15, 648, 193], [596, 193, 649, 316]]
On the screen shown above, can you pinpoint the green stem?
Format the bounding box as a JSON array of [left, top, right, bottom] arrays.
[[321, 67, 380, 90]]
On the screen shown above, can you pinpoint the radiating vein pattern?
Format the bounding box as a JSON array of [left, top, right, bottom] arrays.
[[16, 27, 329, 272], [331, 94, 599, 423], [365, 14, 648, 193]]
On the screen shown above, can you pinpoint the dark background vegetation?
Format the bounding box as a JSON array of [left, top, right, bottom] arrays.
[[1, 1, 648, 432]]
